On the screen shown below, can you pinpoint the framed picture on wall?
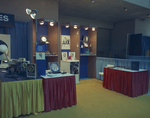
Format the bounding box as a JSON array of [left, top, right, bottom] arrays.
[[61, 35, 70, 49], [69, 52, 75, 60], [62, 52, 67, 60]]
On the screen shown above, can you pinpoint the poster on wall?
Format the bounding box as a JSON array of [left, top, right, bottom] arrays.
[[61, 35, 70, 49], [62, 52, 67, 60], [36, 52, 45, 60], [0, 34, 11, 60]]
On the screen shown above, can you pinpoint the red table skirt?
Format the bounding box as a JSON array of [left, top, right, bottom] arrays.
[[103, 68, 149, 97], [42, 75, 77, 112]]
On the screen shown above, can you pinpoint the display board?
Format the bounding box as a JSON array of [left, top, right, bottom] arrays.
[[0, 34, 11, 60]]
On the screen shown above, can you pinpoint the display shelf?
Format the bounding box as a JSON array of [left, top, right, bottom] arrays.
[[60, 23, 80, 82], [31, 19, 59, 62], [33, 55, 58, 57], [31, 19, 59, 72], [80, 54, 96, 56], [80, 27, 97, 79]]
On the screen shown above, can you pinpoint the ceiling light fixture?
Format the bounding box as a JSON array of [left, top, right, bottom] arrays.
[[124, 7, 128, 12], [92, 27, 95, 31], [147, 14, 150, 17], [85, 27, 88, 30], [39, 21, 44, 25], [91, 0, 95, 3], [65, 24, 69, 28], [50, 22, 54, 26], [74, 25, 78, 29]]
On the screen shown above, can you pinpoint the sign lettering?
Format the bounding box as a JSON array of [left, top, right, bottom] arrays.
[[0, 13, 15, 27]]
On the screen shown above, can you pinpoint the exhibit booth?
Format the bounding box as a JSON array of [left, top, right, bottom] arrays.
[[0, 12, 150, 118], [0, 12, 98, 117]]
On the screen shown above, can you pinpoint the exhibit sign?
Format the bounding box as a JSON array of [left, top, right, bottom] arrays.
[[61, 35, 70, 49], [0, 12, 15, 27]]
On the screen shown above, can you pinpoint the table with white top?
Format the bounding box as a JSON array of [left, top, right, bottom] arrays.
[[103, 67, 149, 97], [41, 73, 77, 112]]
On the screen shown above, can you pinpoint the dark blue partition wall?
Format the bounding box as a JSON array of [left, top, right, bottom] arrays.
[[80, 56, 88, 78], [80, 28, 88, 79], [61, 26, 70, 57]]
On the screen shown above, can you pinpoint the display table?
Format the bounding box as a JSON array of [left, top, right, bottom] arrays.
[[41, 74, 77, 112], [0, 71, 44, 118], [103, 67, 149, 97], [60, 60, 79, 84]]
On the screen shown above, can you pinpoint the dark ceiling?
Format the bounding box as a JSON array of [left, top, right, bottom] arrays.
[[59, 0, 150, 23]]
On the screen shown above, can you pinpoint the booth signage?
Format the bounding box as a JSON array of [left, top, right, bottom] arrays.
[[0, 13, 15, 27]]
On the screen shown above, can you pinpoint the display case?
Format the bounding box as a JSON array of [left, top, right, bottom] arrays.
[[60, 23, 80, 60], [31, 19, 59, 70], [59, 23, 80, 81], [80, 26, 97, 79]]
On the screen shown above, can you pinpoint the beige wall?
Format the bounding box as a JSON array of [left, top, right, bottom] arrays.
[[111, 19, 135, 58], [0, 0, 59, 22]]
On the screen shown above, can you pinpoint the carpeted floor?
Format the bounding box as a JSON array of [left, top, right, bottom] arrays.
[[19, 78, 150, 118]]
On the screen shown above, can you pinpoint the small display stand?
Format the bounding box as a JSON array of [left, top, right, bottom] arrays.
[[60, 60, 79, 84]]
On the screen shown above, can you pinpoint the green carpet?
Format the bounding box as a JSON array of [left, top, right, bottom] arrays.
[[19, 78, 150, 118]]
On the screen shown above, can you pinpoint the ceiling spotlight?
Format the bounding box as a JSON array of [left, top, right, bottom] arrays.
[[39, 21, 44, 25], [74, 25, 78, 29], [65, 24, 69, 28], [50, 22, 54, 26], [91, 0, 95, 3], [124, 7, 128, 12], [26, 8, 38, 19], [92, 27, 95, 31], [30, 13, 36, 19], [26, 8, 32, 15], [85, 27, 88, 30], [147, 14, 150, 17]]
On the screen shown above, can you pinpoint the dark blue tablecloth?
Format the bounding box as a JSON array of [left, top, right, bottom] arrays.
[[0, 70, 39, 82]]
